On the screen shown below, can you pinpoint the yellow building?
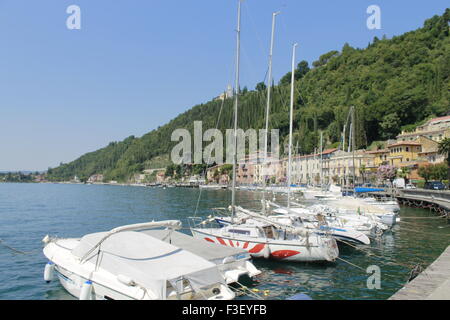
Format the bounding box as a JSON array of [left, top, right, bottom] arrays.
[[386, 141, 422, 166], [366, 149, 389, 167]]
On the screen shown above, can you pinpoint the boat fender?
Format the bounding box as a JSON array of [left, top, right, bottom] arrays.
[[79, 280, 93, 300], [44, 261, 55, 282]]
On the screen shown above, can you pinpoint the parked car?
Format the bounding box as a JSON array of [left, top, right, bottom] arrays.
[[405, 183, 416, 189], [424, 181, 446, 190]]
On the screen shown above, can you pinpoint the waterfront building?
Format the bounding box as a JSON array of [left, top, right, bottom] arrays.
[[250, 152, 279, 185], [326, 149, 376, 185], [284, 148, 338, 185], [236, 155, 256, 185], [87, 174, 104, 183], [206, 164, 230, 184], [206, 129, 448, 187], [396, 115, 450, 143], [386, 141, 422, 166], [417, 136, 446, 164]]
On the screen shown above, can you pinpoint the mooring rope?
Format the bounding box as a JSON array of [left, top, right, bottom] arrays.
[[337, 239, 416, 270], [336, 256, 366, 271], [0, 239, 33, 255], [233, 281, 265, 300], [336, 255, 413, 286]]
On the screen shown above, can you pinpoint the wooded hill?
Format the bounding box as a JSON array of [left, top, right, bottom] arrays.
[[47, 9, 450, 182]]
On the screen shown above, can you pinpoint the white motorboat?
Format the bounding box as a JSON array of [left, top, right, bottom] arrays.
[[299, 191, 397, 227], [323, 197, 398, 226], [42, 220, 235, 300]]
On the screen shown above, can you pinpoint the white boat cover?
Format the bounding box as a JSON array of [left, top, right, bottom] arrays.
[[71, 231, 225, 299], [141, 229, 249, 263]]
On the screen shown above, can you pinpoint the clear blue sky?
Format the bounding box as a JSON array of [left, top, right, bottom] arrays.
[[1, 0, 448, 171]]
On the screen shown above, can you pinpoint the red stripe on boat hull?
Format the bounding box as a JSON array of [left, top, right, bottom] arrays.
[[270, 250, 300, 259], [216, 237, 226, 246], [249, 243, 265, 253]]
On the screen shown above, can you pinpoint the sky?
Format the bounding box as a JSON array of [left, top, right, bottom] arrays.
[[0, 0, 448, 171]]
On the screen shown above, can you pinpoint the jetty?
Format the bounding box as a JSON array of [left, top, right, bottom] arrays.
[[390, 246, 450, 300], [364, 188, 450, 219], [395, 189, 450, 219]]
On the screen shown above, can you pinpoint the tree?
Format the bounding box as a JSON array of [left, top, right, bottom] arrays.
[[165, 164, 176, 177], [397, 167, 411, 184], [213, 169, 220, 183], [255, 82, 266, 92], [438, 138, 450, 186], [279, 60, 310, 85], [418, 165, 432, 182], [377, 165, 396, 184], [379, 113, 401, 139], [312, 50, 339, 68], [430, 163, 448, 181], [295, 60, 310, 80]]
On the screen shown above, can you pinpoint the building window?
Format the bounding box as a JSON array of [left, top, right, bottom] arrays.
[[406, 147, 409, 152]]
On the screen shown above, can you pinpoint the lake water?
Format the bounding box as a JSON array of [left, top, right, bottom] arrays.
[[0, 183, 449, 300]]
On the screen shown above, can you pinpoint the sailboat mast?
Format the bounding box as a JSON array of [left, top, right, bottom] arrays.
[[320, 131, 323, 188], [351, 106, 356, 188], [287, 43, 297, 209], [342, 124, 346, 151], [231, 0, 242, 218], [262, 11, 280, 202]]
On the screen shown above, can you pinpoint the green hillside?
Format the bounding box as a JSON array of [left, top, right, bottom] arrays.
[[47, 9, 450, 182]]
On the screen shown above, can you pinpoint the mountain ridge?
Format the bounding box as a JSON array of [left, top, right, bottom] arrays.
[[47, 9, 450, 182]]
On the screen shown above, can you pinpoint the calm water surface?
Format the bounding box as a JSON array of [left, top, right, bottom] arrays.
[[0, 183, 449, 300]]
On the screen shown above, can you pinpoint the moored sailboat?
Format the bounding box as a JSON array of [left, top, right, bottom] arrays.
[[191, 9, 338, 262]]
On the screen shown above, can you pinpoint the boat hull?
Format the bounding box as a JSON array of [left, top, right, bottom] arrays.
[[191, 228, 338, 262]]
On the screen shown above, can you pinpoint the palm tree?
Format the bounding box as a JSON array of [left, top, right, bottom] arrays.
[[438, 137, 450, 187]]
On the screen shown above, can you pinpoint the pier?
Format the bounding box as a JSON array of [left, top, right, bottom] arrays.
[[395, 189, 450, 219], [390, 246, 450, 300], [363, 188, 450, 219]]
